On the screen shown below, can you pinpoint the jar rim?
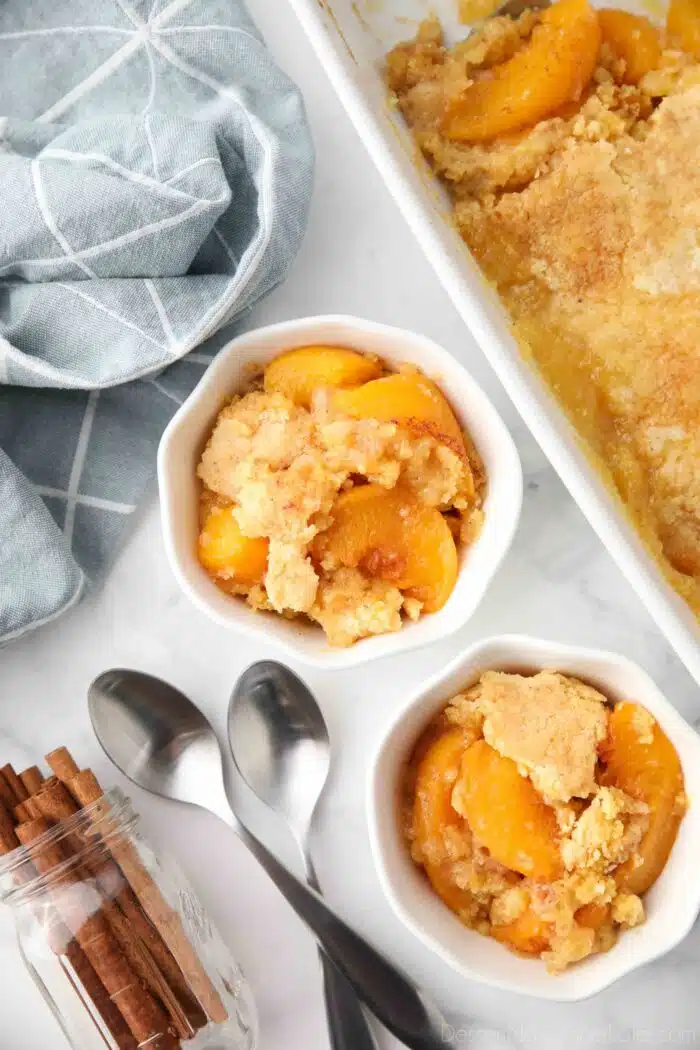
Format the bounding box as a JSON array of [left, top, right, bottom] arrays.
[[0, 786, 134, 904]]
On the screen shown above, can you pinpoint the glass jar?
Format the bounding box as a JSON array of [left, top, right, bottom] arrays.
[[0, 788, 257, 1050]]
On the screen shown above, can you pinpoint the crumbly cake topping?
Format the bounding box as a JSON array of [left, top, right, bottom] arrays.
[[387, 14, 700, 614], [561, 787, 649, 873], [309, 567, 404, 648], [469, 670, 608, 802], [404, 669, 681, 973], [611, 892, 645, 927], [198, 380, 481, 644], [444, 691, 485, 737], [630, 704, 656, 746], [490, 884, 529, 926]]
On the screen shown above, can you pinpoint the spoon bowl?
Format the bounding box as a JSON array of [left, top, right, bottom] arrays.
[[228, 662, 330, 847], [88, 669, 230, 820]]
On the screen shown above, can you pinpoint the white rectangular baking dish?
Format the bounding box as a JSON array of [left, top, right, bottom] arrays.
[[287, 0, 700, 687]]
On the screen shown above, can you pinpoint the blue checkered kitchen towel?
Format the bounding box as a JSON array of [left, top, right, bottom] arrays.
[[0, 0, 314, 643]]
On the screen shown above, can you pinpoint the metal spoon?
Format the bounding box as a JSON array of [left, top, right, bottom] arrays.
[[229, 661, 377, 1050], [88, 669, 448, 1050]]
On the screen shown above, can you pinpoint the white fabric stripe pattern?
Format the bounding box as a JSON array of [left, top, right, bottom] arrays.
[[0, 191, 226, 275], [31, 160, 96, 278], [145, 279, 176, 348], [144, 115, 160, 179], [164, 158, 221, 185], [56, 283, 167, 350], [63, 390, 100, 543], [114, 0, 143, 28], [34, 486, 137, 514], [185, 352, 215, 364], [0, 338, 10, 384], [34, 0, 196, 126], [143, 43, 157, 113], [40, 148, 219, 202], [0, 27, 133, 40], [158, 23, 262, 48], [37, 33, 148, 124], [148, 376, 183, 405], [0, 575, 85, 644], [213, 227, 239, 268], [146, 33, 276, 350]]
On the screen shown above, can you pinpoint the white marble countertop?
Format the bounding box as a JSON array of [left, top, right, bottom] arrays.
[[3, 1, 700, 1047]]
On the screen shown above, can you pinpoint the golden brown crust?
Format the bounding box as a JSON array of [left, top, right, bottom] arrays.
[[388, 15, 700, 616], [197, 359, 484, 644], [405, 671, 661, 973], [471, 670, 609, 802]]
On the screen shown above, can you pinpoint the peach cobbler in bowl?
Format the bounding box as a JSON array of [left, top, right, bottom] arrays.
[[404, 668, 686, 973], [368, 636, 700, 998], [158, 316, 521, 666], [196, 345, 485, 647], [387, 0, 700, 620]]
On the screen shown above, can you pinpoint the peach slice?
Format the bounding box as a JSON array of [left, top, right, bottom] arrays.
[[263, 346, 382, 407], [444, 0, 601, 142], [600, 702, 685, 895], [667, 0, 700, 55], [312, 484, 459, 612], [575, 901, 610, 930], [333, 373, 466, 458], [495, 898, 608, 955], [598, 9, 661, 84], [413, 727, 475, 913], [198, 506, 269, 583], [456, 740, 563, 880], [492, 906, 552, 954]]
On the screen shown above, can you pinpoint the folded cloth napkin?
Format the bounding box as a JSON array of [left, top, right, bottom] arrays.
[[0, 0, 314, 643]]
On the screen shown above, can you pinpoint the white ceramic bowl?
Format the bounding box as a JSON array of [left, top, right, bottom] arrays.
[[367, 634, 700, 1000], [157, 315, 522, 668]]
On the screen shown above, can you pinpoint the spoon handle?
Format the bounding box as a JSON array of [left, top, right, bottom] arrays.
[[305, 858, 377, 1050], [320, 953, 378, 1050], [230, 818, 447, 1050]]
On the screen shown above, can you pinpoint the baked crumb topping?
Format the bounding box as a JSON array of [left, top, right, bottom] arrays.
[[470, 670, 608, 802], [561, 786, 648, 873], [405, 669, 686, 973], [387, 12, 700, 617], [197, 354, 485, 645]]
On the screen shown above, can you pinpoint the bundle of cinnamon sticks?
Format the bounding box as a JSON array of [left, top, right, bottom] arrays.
[[0, 748, 229, 1050]]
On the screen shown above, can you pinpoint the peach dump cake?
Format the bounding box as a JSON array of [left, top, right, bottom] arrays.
[[404, 670, 686, 971], [196, 346, 484, 646], [387, 0, 700, 614]]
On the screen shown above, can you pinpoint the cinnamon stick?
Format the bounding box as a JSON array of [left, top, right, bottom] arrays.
[[68, 768, 228, 1024], [0, 770, 18, 809], [1, 765, 28, 804], [16, 818, 179, 1050], [15, 797, 42, 822], [0, 803, 136, 1050], [60, 938, 139, 1050], [0, 803, 27, 865], [33, 780, 198, 1040], [20, 766, 44, 796], [14, 801, 32, 823], [46, 747, 79, 783]]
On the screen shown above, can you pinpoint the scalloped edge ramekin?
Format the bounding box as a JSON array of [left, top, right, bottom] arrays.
[[367, 634, 700, 999], [157, 315, 522, 668]]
